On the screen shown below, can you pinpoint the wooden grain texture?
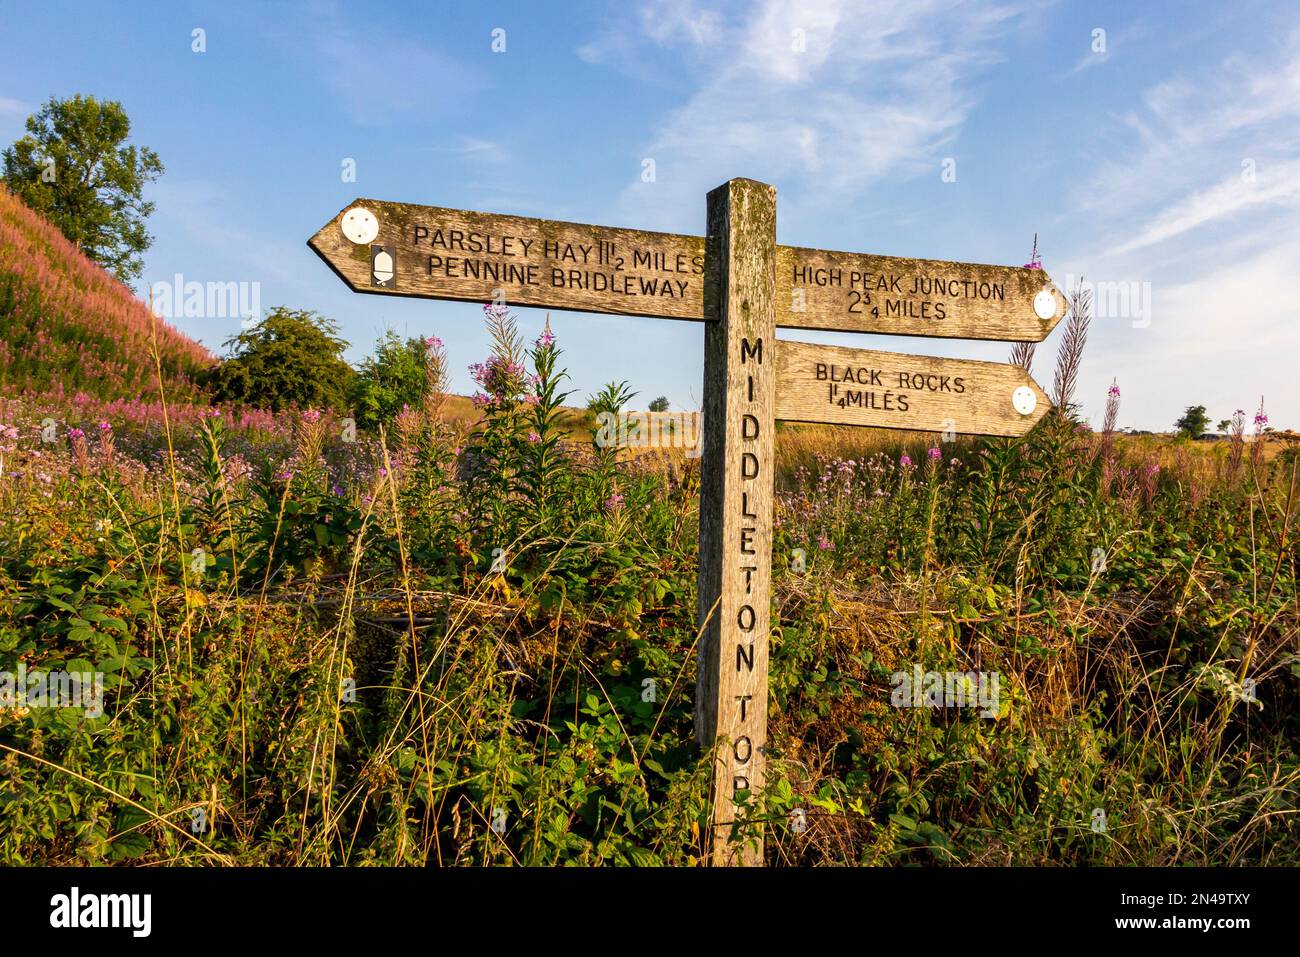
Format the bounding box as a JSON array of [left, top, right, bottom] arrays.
[[775, 246, 1067, 342], [309, 198, 1065, 342], [308, 198, 707, 321], [695, 179, 776, 867], [774, 339, 1051, 437]]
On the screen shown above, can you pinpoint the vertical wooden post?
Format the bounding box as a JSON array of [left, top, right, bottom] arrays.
[[695, 178, 777, 867]]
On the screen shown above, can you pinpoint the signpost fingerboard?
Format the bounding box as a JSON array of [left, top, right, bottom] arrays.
[[311, 180, 1059, 867]]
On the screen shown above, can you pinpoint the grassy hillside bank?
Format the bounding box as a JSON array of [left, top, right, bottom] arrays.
[[0, 186, 212, 402]]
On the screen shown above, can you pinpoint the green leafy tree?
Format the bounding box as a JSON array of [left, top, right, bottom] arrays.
[[648, 395, 670, 412], [1216, 419, 1232, 433], [204, 307, 353, 411], [350, 331, 434, 431], [1174, 404, 1210, 439], [2, 95, 163, 282]]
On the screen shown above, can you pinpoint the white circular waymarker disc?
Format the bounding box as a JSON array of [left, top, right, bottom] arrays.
[[340, 206, 379, 245], [1033, 288, 1058, 320], [1012, 386, 1038, 416]]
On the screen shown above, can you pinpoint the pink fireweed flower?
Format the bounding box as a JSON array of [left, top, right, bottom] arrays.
[[424, 335, 443, 350], [605, 491, 624, 511], [817, 532, 834, 550], [67, 427, 85, 440], [98, 421, 111, 431], [527, 431, 541, 443], [536, 328, 556, 347], [302, 408, 322, 424], [899, 453, 913, 468], [1108, 383, 1121, 398], [927, 447, 941, 461]]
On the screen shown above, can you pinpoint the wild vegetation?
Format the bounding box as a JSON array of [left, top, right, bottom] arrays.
[[0, 186, 212, 402], [1, 298, 1295, 866]]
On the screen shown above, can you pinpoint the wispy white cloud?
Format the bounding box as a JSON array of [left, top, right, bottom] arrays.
[[1059, 21, 1151, 77], [605, 0, 1031, 228], [148, 179, 305, 289], [579, 0, 724, 67], [1108, 159, 1300, 255], [0, 96, 28, 117], [315, 30, 485, 126], [1057, 28, 1300, 429], [639, 0, 725, 46], [1070, 31, 1300, 235], [256, 2, 487, 127], [1063, 49, 1107, 75], [419, 135, 510, 165]]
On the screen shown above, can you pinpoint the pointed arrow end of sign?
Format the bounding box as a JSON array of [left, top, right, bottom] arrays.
[[308, 198, 383, 293], [1010, 372, 1054, 432], [1030, 268, 1071, 340]]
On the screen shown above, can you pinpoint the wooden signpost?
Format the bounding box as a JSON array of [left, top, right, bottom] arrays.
[[310, 181, 1062, 866]]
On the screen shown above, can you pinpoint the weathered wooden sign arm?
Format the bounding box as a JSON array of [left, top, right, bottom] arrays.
[[775, 340, 1049, 437]]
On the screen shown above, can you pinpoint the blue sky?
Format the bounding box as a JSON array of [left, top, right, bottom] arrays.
[[2, 0, 1297, 431]]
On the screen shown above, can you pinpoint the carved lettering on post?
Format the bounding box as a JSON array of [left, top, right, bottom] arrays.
[[695, 178, 776, 867]]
